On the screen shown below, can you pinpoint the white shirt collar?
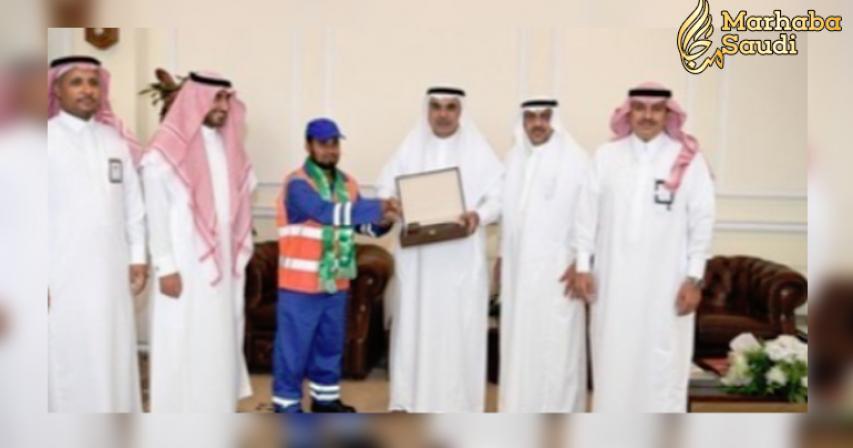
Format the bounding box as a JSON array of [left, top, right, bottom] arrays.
[[56, 110, 94, 133], [630, 131, 668, 159], [437, 131, 457, 141], [201, 125, 220, 140], [524, 131, 556, 156], [429, 129, 459, 151]]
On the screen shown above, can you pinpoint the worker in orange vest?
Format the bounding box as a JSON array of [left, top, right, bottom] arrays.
[[273, 118, 399, 413]]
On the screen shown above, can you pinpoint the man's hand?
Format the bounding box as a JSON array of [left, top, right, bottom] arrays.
[[380, 198, 401, 225], [559, 263, 577, 299], [676, 278, 702, 316], [381, 198, 401, 214], [572, 272, 596, 303], [129, 264, 149, 296], [159, 273, 183, 299], [458, 211, 480, 235]]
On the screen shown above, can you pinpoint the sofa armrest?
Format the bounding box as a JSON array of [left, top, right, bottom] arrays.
[[762, 272, 807, 333], [244, 241, 280, 311], [735, 256, 807, 333], [353, 245, 395, 301], [244, 259, 264, 310], [348, 246, 393, 331]]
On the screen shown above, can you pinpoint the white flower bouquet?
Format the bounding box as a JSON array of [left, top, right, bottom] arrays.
[[720, 332, 808, 403]]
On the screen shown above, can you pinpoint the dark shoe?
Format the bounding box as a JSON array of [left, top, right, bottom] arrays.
[[311, 399, 356, 413]]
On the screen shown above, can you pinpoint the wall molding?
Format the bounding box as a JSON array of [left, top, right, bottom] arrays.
[[47, 28, 75, 59], [289, 29, 303, 171], [166, 28, 178, 73], [684, 70, 696, 135], [716, 190, 806, 201], [256, 181, 806, 201], [253, 206, 277, 219], [250, 205, 806, 234], [714, 220, 806, 234], [323, 27, 335, 117], [715, 59, 732, 190], [551, 28, 562, 100], [517, 29, 529, 101]]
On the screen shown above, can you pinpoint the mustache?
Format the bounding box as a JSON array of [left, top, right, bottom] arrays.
[[310, 156, 337, 170]]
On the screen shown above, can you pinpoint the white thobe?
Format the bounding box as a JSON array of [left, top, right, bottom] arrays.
[[498, 136, 590, 412], [143, 125, 255, 412], [0, 122, 48, 414], [574, 133, 715, 412], [47, 111, 145, 412], [379, 132, 503, 412], [807, 176, 830, 289]]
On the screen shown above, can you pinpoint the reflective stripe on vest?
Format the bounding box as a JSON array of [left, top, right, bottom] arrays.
[[276, 168, 359, 293]]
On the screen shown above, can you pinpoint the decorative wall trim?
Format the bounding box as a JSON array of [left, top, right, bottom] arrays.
[[517, 29, 529, 102], [51, 28, 75, 58], [166, 28, 178, 73], [684, 71, 696, 134], [251, 205, 805, 234], [289, 29, 303, 171], [714, 220, 806, 234], [551, 28, 562, 100], [323, 28, 335, 117], [715, 59, 732, 189], [716, 190, 806, 201], [253, 206, 277, 219], [257, 181, 806, 202]]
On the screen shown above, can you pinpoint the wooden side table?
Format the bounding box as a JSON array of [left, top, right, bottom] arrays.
[[689, 378, 808, 412]]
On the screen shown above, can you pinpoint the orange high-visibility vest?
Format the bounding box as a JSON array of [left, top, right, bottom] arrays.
[[276, 167, 360, 293]]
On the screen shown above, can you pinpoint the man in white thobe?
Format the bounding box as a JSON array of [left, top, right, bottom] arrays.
[[498, 98, 590, 412], [142, 71, 256, 412], [378, 86, 503, 412], [0, 60, 48, 414], [47, 56, 146, 412], [573, 82, 715, 412]]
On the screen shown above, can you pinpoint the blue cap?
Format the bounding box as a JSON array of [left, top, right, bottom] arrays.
[[306, 118, 345, 141]]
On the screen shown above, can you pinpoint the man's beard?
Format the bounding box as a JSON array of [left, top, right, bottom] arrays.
[[310, 155, 337, 171], [203, 111, 228, 128], [528, 129, 553, 147], [204, 118, 226, 128]]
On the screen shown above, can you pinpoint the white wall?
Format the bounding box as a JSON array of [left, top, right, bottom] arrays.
[[48, 21, 808, 278], [47, 0, 825, 342]]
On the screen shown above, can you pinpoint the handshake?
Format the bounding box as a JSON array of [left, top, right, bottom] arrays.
[[379, 197, 402, 226]]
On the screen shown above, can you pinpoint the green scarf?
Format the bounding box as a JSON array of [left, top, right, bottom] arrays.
[[304, 158, 357, 293]]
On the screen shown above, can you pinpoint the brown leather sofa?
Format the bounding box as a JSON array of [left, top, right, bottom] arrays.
[[243, 241, 394, 379], [695, 255, 807, 358], [487, 255, 807, 383]]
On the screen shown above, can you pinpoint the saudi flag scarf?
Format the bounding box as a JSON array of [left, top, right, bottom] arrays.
[[304, 158, 357, 292]]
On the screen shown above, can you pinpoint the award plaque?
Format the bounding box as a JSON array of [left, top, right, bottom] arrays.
[[395, 167, 468, 247]]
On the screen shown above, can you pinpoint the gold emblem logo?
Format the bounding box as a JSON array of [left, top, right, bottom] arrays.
[[677, 0, 842, 74], [678, 0, 725, 74]]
